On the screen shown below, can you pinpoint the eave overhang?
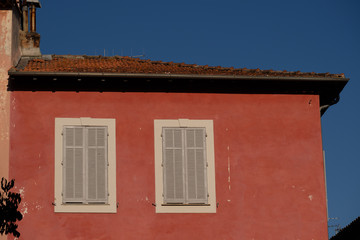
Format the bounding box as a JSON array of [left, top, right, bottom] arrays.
[[7, 71, 349, 116]]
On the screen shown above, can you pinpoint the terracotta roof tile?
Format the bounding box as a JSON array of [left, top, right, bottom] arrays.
[[11, 55, 346, 79]]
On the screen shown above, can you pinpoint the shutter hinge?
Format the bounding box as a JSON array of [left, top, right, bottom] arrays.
[[161, 133, 163, 138], [61, 192, 63, 196], [61, 131, 63, 136], [161, 162, 163, 167], [107, 133, 109, 136], [162, 193, 164, 197], [206, 162, 208, 167], [108, 193, 110, 196], [107, 162, 109, 166], [207, 193, 209, 197], [61, 162, 63, 166], [205, 133, 208, 137]]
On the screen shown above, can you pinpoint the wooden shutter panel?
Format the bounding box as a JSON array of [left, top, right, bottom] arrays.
[[163, 128, 185, 203], [63, 127, 84, 202], [86, 127, 107, 203], [185, 128, 207, 204]]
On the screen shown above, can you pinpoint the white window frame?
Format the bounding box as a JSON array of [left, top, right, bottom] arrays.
[[54, 118, 116, 213], [154, 119, 216, 213]]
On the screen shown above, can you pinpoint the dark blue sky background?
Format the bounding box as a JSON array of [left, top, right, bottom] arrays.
[[37, 0, 359, 237]]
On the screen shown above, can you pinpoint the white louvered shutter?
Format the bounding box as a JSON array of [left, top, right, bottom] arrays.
[[86, 127, 108, 203], [163, 128, 185, 203], [185, 128, 207, 204], [63, 127, 85, 203]]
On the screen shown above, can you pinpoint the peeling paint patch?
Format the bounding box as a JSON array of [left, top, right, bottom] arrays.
[[19, 187, 25, 197], [35, 205, 42, 210], [308, 195, 313, 201], [21, 202, 28, 216], [138, 196, 150, 203]]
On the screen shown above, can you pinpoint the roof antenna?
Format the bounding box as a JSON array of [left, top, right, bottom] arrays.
[[131, 48, 146, 58], [328, 217, 341, 235]]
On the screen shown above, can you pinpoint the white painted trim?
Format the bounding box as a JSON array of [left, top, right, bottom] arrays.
[[154, 119, 216, 213], [54, 118, 116, 213]]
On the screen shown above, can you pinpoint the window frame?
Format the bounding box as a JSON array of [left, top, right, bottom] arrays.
[[154, 119, 216, 213], [54, 118, 117, 213]]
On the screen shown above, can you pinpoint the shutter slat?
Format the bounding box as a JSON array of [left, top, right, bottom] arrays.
[[186, 148, 196, 200], [88, 128, 96, 146], [65, 128, 74, 146], [195, 129, 204, 147], [186, 128, 207, 203], [165, 129, 173, 147], [174, 149, 184, 199], [87, 148, 97, 200], [64, 127, 84, 202], [96, 128, 107, 200], [74, 128, 83, 146], [174, 129, 182, 148], [87, 127, 107, 202], [163, 128, 185, 203], [164, 149, 175, 199], [196, 149, 206, 199], [74, 148, 84, 198], [196, 129, 207, 203], [65, 148, 74, 199]]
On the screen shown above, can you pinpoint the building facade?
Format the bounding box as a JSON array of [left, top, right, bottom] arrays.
[[1, 1, 349, 239]]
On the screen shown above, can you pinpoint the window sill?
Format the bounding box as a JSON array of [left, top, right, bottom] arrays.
[[62, 203, 109, 205], [54, 202, 117, 213], [162, 203, 210, 206]]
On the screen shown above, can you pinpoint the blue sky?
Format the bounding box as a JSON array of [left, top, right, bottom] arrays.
[[37, 0, 359, 237]]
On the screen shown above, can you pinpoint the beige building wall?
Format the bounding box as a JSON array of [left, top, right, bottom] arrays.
[[0, 7, 21, 240], [0, 7, 21, 183]]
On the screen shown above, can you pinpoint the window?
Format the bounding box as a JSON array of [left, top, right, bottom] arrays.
[[54, 118, 116, 213], [154, 119, 216, 213]]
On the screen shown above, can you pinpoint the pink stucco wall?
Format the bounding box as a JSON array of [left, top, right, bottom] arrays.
[[9, 91, 328, 239]]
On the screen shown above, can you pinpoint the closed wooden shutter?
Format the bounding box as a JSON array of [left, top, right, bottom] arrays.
[[162, 127, 207, 204], [163, 128, 185, 203], [63, 126, 107, 204], [86, 127, 108, 203], [185, 128, 207, 204], [63, 127, 85, 202]]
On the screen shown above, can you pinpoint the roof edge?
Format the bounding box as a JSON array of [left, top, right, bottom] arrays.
[[8, 70, 349, 82]]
